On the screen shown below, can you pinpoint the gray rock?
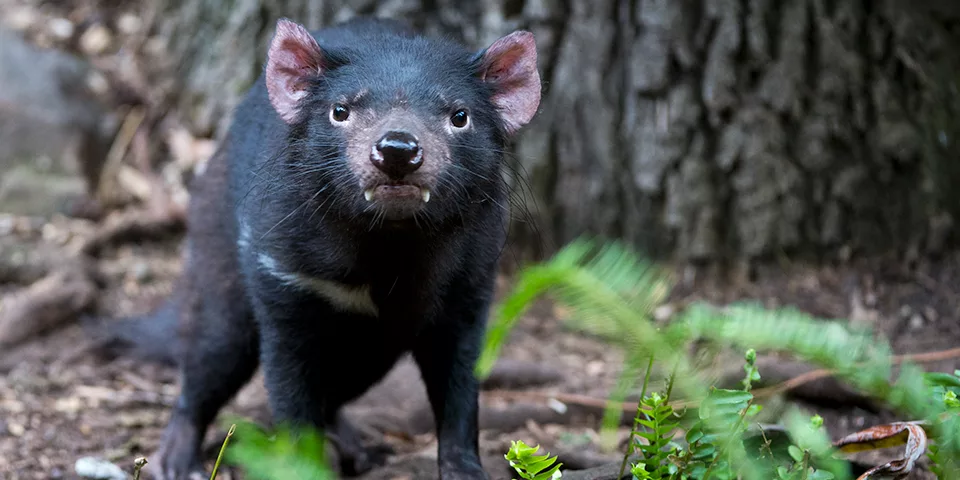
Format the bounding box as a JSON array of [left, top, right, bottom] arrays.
[[0, 27, 112, 216], [74, 457, 127, 480]]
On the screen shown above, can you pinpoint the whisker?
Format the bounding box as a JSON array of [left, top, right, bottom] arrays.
[[260, 184, 328, 240], [446, 163, 493, 183]]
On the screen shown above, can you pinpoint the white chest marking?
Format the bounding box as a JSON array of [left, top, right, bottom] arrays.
[[237, 221, 252, 250], [257, 253, 379, 317]]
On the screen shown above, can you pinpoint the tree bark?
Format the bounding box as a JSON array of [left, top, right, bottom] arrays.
[[151, 0, 960, 263]]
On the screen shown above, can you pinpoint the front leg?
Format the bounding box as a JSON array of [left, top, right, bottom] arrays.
[[413, 295, 491, 479], [256, 308, 327, 426], [252, 288, 392, 476]]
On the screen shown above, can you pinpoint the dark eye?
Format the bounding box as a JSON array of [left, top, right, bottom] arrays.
[[331, 104, 350, 122], [450, 109, 469, 128]]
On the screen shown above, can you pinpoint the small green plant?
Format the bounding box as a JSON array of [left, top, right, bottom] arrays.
[[222, 420, 335, 480], [209, 423, 236, 480], [772, 412, 840, 480], [479, 237, 960, 479], [132, 457, 148, 480], [628, 391, 679, 479], [618, 350, 842, 480], [925, 370, 960, 477], [505, 440, 563, 480]]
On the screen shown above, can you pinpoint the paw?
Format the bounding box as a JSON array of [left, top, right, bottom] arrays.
[[147, 457, 207, 480], [439, 460, 489, 480], [328, 413, 395, 475], [439, 468, 490, 480], [148, 413, 207, 480], [335, 439, 395, 476]]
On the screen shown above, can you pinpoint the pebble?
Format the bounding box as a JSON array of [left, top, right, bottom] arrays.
[[54, 396, 83, 414], [144, 36, 166, 56], [79, 24, 112, 55], [1, 398, 25, 413], [585, 360, 605, 376], [86, 71, 109, 96], [132, 261, 153, 283], [0, 215, 14, 236], [48, 18, 75, 40], [909, 313, 925, 331], [4, 8, 36, 31], [653, 303, 674, 322], [74, 457, 127, 480], [547, 397, 568, 414], [116, 13, 142, 35], [7, 422, 25, 437]]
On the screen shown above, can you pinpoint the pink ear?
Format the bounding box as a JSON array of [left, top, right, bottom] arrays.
[[479, 31, 542, 135], [265, 18, 325, 124]]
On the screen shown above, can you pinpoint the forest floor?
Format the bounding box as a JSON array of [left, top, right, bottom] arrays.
[[2, 207, 960, 480], [3, 0, 960, 479]]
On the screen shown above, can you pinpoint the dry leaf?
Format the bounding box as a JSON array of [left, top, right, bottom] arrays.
[[833, 421, 927, 479]]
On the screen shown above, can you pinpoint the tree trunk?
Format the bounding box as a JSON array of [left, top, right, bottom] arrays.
[[152, 0, 960, 264]]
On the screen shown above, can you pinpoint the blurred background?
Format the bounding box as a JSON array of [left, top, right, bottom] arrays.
[[2, 0, 960, 479]]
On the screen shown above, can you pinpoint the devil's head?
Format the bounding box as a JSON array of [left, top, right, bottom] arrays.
[[263, 18, 541, 228]]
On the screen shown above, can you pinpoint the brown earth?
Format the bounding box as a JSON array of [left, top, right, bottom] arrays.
[[1, 0, 959, 479], [1, 209, 959, 479]]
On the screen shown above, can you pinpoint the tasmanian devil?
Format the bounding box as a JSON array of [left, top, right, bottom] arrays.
[[97, 15, 541, 480]]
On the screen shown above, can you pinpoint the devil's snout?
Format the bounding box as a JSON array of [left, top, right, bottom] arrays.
[[371, 131, 422, 179]]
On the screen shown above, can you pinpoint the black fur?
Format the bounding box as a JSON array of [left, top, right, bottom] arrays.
[[99, 16, 520, 480]]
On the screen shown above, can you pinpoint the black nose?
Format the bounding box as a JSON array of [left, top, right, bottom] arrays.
[[371, 131, 422, 179]]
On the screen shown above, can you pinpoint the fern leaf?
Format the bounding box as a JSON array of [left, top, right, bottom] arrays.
[[505, 440, 563, 480]]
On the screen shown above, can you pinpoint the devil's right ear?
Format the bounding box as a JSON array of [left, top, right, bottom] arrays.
[[265, 18, 325, 124], [477, 30, 541, 135]]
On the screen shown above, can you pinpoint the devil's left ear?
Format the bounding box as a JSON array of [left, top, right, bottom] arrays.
[[265, 18, 326, 124], [477, 31, 542, 135]]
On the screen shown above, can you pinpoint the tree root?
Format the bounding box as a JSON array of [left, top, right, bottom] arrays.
[[77, 202, 185, 256], [0, 259, 98, 348]]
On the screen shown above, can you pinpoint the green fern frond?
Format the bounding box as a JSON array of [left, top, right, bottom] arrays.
[[505, 440, 563, 480], [548, 239, 673, 344], [478, 238, 687, 449], [925, 371, 960, 479], [480, 237, 960, 478], [475, 263, 563, 378], [631, 392, 679, 479], [477, 238, 674, 379], [676, 303, 957, 426]]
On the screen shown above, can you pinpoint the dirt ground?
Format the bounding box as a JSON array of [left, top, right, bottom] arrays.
[[1, 206, 960, 479], [0, 214, 629, 480], [2, 0, 960, 479]]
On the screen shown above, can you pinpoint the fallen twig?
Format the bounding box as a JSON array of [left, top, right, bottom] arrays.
[[480, 359, 566, 390], [483, 345, 960, 416], [0, 260, 98, 347], [750, 347, 960, 402], [96, 106, 146, 205], [479, 402, 575, 433], [77, 203, 185, 256]]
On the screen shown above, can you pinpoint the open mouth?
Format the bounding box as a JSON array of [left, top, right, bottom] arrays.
[[363, 183, 431, 203]]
